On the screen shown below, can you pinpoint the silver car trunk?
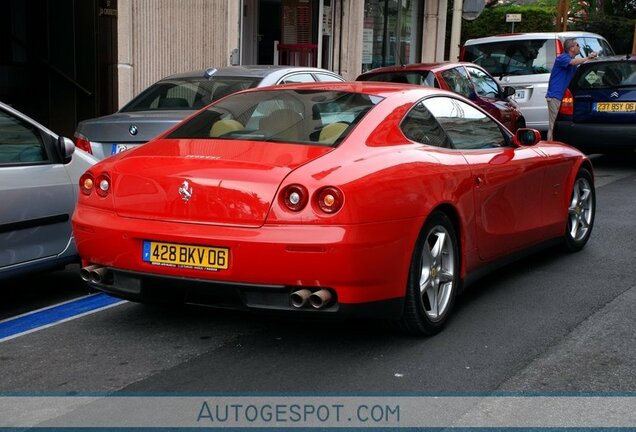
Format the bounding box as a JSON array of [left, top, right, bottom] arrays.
[[77, 111, 195, 159]]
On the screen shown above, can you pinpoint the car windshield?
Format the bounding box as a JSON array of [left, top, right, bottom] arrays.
[[358, 71, 438, 87], [167, 89, 383, 146], [574, 61, 636, 89], [120, 77, 261, 112], [463, 39, 554, 76]]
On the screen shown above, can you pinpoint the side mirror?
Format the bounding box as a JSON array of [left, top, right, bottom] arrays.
[[57, 136, 75, 164], [468, 91, 478, 101], [514, 128, 541, 146], [502, 86, 516, 98]]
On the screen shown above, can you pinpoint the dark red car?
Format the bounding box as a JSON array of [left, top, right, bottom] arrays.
[[357, 62, 526, 132]]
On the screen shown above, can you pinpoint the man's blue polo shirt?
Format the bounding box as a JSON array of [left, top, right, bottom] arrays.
[[546, 52, 577, 100]]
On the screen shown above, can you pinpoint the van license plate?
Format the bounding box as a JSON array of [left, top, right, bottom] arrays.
[[142, 241, 229, 271], [514, 89, 526, 100]]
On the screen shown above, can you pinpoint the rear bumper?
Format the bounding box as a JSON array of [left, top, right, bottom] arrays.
[[554, 121, 636, 153], [73, 205, 424, 317], [84, 267, 404, 319]]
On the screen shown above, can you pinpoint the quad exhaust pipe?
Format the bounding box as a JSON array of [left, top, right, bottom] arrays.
[[290, 288, 334, 309], [290, 289, 312, 308], [80, 265, 112, 284], [309, 289, 333, 309]]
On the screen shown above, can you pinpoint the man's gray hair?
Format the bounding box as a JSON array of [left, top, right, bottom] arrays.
[[564, 38, 578, 51]]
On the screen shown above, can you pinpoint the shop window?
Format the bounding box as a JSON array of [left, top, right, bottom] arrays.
[[362, 0, 423, 71]]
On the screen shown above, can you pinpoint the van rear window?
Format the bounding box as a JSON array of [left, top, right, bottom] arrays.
[[463, 39, 555, 77]]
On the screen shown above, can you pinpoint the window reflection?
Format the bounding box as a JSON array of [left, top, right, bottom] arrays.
[[400, 102, 451, 148], [422, 97, 507, 150], [362, 0, 423, 71], [0, 110, 47, 163]]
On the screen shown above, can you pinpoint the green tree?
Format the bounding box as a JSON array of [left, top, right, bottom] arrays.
[[460, 3, 557, 44], [571, 0, 635, 53]]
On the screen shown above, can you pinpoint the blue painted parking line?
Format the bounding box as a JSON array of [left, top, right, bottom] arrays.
[[0, 293, 125, 342]]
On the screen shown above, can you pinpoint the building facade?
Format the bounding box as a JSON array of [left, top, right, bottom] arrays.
[[1, 0, 450, 137]]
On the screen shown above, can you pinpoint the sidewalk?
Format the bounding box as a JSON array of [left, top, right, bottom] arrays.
[[498, 283, 636, 392]]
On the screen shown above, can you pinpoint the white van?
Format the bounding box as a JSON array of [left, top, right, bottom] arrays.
[[461, 32, 614, 133]]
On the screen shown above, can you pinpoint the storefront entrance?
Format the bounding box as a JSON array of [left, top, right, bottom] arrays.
[[241, 0, 332, 69], [0, 0, 117, 138]]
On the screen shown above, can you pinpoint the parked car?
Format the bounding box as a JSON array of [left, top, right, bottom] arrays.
[[74, 66, 344, 160], [72, 82, 595, 335], [554, 55, 636, 154], [356, 62, 526, 132], [0, 101, 97, 280], [461, 31, 614, 133]]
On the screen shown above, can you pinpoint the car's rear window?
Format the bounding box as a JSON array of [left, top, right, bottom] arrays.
[[574, 61, 636, 89], [120, 77, 261, 112], [358, 71, 439, 88], [463, 39, 555, 76], [166, 89, 383, 146]]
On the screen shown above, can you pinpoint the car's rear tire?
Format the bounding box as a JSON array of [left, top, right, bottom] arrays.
[[398, 211, 460, 336], [564, 168, 595, 252]]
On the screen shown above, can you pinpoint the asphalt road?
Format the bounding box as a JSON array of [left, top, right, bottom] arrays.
[[1, 154, 635, 396]]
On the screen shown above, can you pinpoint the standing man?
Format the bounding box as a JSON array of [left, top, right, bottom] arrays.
[[546, 38, 597, 140]]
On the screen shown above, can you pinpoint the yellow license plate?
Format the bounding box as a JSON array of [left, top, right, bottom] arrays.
[[142, 241, 229, 271], [594, 102, 635, 112]]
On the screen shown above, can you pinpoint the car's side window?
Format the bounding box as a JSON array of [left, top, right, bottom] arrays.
[[422, 97, 507, 150], [400, 102, 451, 148], [314, 73, 342, 82], [440, 67, 474, 97], [0, 109, 47, 164], [466, 66, 500, 99], [279, 73, 316, 84]]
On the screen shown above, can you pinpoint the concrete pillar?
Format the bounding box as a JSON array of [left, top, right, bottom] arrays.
[[449, 0, 463, 62], [117, 0, 134, 108]]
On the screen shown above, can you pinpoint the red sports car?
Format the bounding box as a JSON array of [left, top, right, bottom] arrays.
[[357, 62, 526, 132], [72, 82, 595, 335]]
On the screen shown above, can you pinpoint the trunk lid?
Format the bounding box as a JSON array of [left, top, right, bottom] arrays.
[[572, 88, 636, 124], [111, 138, 333, 227], [77, 111, 195, 159]]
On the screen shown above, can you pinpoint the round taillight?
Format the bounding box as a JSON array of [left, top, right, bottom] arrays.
[[79, 173, 94, 195], [95, 174, 111, 197], [281, 184, 308, 211], [316, 186, 344, 214]]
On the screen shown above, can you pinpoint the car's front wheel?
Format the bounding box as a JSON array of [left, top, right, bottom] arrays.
[[564, 168, 595, 252], [398, 211, 460, 336]]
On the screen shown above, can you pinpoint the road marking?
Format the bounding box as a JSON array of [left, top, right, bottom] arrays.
[[0, 293, 126, 343]]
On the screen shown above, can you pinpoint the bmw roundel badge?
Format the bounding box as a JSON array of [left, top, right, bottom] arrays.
[[129, 125, 138, 136]]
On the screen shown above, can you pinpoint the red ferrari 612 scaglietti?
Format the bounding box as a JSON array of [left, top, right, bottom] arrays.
[[72, 82, 595, 335]]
